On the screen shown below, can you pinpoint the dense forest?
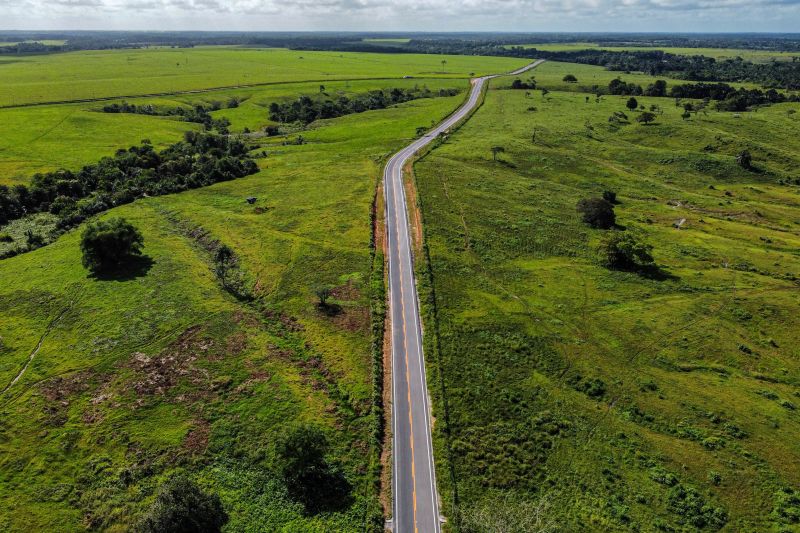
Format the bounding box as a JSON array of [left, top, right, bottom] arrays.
[[0, 132, 257, 257]]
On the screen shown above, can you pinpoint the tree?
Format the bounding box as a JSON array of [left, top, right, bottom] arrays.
[[602, 190, 618, 204], [637, 111, 657, 124], [137, 475, 228, 533], [214, 245, 235, 289], [599, 232, 655, 270], [562, 74, 578, 83], [490, 146, 505, 161], [80, 218, 144, 274], [736, 150, 753, 170], [577, 197, 616, 229], [315, 285, 332, 307], [626, 97, 639, 111]]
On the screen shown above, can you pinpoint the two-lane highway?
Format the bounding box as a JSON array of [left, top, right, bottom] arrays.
[[385, 59, 544, 532]]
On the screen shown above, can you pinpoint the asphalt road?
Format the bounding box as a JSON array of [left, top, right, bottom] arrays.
[[384, 59, 544, 532]]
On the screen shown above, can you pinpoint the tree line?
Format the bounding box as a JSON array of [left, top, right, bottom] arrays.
[[0, 132, 258, 256], [512, 48, 800, 90], [102, 100, 240, 134], [268, 86, 461, 125], [607, 78, 799, 111]]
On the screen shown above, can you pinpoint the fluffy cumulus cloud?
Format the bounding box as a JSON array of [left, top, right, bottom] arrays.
[[1, 0, 799, 30]]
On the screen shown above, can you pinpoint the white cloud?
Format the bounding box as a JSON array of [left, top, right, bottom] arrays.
[[1, 0, 799, 30]]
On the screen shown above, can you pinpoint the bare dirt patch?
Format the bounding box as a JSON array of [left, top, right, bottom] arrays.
[[39, 370, 95, 426], [128, 326, 211, 397], [402, 161, 424, 255], [374, 183, 386, 255], [183, 419, 211, 455], [380, 281, 393, 516]]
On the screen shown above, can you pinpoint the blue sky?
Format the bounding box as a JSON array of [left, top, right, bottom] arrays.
[[2, 0, 800, 32]]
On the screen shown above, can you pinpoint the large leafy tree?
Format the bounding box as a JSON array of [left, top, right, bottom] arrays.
[[138, 475, 228, 533], [80, 217, 144, 274]]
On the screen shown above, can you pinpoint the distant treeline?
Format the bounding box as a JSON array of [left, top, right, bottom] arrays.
[[0, 132, 257, 253], [268, 86, 461, 125], [508, 48, 800, 90], [606, 78, 800, 111], [102, 100, 241, 133], [5, 30, 798, 55], [0, 41, 65, 54]]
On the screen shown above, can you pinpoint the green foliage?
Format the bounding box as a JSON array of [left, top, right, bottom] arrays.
[[577, 197, 616, 229], [599, 231, 655, 271], [80, 217, 144, 274], [667, 484, 728, 530], [268, 86, 460, 125], [626, 97, 640, 111], [636, 111, 657, 124], [137, 475, 228, 533], [772, 487, 800, 525], [736, 150, 753, 170], [562, 74, 578, 83]]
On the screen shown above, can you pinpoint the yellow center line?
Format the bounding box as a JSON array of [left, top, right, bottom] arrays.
[[390, 157, 419, 532]]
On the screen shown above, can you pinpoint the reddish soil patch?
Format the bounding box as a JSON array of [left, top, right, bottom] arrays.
[[183, 419, 211, 455], [332, 306, 370, 333], [39, 370, 95, 426], [128, 326, 212, 397], [331, 280, 361, 301], [374, 184, 386, 255]]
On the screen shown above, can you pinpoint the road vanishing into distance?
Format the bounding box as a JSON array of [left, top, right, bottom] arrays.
[[384, 59, 544, 532]]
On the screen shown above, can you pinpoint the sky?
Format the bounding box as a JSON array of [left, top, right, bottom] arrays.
[[2, 0, 800, 32]]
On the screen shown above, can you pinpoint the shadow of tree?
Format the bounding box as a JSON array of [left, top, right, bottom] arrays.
[[316, 302, 343, 317], [89, 254, 154, 281], [288, 468, 353, 515]]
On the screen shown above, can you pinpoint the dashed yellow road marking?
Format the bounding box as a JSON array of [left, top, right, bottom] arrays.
[[390, 157, 419, 532]]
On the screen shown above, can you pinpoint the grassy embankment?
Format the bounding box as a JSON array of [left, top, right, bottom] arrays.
[[414, 71, 800, 530], [0, 47, 529, 531]]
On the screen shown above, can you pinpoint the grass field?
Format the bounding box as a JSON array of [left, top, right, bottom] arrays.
[[0, 77, 468, 186], [0, 46, 526, 107], [509, 42, 800, 63], [414, 78, 800, 530], [0, 45, 499, 530]]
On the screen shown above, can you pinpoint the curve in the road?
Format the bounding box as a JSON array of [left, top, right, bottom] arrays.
[[384, 59, 544, 533]]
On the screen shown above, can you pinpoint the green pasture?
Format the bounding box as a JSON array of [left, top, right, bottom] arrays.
[[415, 80, 800, 530], [0, 52, 469, 529], [0, 46, 527, 107]]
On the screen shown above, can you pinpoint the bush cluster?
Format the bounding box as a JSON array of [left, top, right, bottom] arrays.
[[0, 132, 257, 231], [103, 101, 233, 133]]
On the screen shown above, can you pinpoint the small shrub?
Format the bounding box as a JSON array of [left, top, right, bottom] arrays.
[[667, 484, 728, 530], [80, 218, 144, 274], [599, 232, 655, 271], [602, 190, 618, 204], [562, 74, 578, 83], [736, 150, 753, 170], [577, 197, 616, 229]]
